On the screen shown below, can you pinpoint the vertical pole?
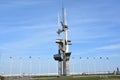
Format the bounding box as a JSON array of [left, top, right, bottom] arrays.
[[106, 57, 109, 73], [79, 57, 82, 74], [62, 5, 70, 76], [38, 57, 40, 75], [10, 56, 12, 76], [9, 56, 13, 80], [20, 57, 22, 76], [19, 57, 22, 80], [47, 58, 49, 76], [29, 56, 32, 77], [87, 57, 89, 74], [65, 29, 70, 76], [62, 0, 66, 76], [100, 57, 102, 74], [93, 57, 96, 74]]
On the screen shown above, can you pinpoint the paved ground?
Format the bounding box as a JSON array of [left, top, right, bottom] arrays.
[[5, 76, 31, 80]]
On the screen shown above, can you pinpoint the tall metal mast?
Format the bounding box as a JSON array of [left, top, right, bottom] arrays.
[[57, 13, 63, 76], [54, 0, 71, 76]]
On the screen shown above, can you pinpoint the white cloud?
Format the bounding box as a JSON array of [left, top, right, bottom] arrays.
[[0, 0, 53, 7], [71, 43, 120, 57], [96, 44, 120, 50], [1, 24, 56, 54]]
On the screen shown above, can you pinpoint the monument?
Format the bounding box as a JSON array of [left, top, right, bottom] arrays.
[[53, 1, 72, 76]]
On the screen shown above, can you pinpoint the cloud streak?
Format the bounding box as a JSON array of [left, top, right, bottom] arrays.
[[95, 44, 120, 50], [0, 23, 56, 56], [0, 0, 53, 7]]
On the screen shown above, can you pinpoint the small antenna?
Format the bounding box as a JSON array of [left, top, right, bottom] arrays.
[[62, 0, 64, 9], [61, 0, 67, 26], [64, 8, 67, 25], [62, 0, 65, 25], [58, 13, 60, 30]]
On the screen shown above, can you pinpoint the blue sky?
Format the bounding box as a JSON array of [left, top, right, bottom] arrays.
[[0, 0, 120, 74]]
